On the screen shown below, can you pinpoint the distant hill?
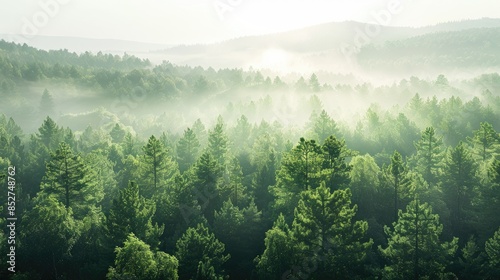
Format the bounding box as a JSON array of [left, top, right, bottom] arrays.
[[358, 27, 500, 75], [151, 18, 500, 73], [0, 34, 172, 54], [2, 18, 500, 76]]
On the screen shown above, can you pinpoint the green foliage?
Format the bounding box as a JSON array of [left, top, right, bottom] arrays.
[[108, 181, 163, 249], [175, 223, 229, 280], [140, 135, 178, 198], [380, 199, 458, 280], [441, 142, 479, 239], [20, 196, 81, 279], [468, 122, 499, 161], [107, 233, 178, 280], [255, 214, 295, 279], [413, 127, 444, 186], [214, 200, 263, 278], [291, 182, 373, 279], [309, 110, 339, 143], [39, 142, 102, 219], [485, 227, 500, 278], [176, 128, 201, 173], [208, 118, 229, 168]]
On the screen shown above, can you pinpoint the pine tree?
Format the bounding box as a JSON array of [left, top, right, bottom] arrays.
[[40, 142, 102, 219], [457, 237, 486, 280], [384, 151, 412, 221], [39, 88, 55, 117], [109, 123, 126, 143], [272, 137, 327, 218], [310, 110, 339, 143], [214, 200, 263, 278], [380, 199, 458, 280], [321, 135, 351, 190], [309, 73, 321, 92], [175, 223, 230, 280], [291, 182, 372, 279], [485, 227, 500, 278], [140, 135, 179, 198], [255, 213, 296, 279], [192, 151, 221, 223], [208, 117, 229, 168], [107, 181, 163, 249], [176, 128, 201, 173], [20, 196, 80, 279], [442, 142, 478, 240], [36, 116, 63, 150], [252, 151, 276, 213], [413, 127, 443, 186], [468, 122, 499, 161]]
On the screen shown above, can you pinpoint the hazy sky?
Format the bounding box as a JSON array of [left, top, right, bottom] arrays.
[[1, 0, 499, 44]]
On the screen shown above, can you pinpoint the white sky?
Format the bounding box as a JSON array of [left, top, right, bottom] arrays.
[[1, 0, 499, 44]]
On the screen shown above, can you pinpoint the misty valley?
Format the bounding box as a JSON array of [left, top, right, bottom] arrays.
[[1, 18, 500, 280]]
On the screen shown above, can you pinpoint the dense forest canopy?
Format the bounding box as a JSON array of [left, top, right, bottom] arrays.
[[1, 25, 500, 280]]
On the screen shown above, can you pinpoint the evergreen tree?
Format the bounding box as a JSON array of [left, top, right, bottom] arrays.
[[442, 142, 478, 240], [208, 117, 229, 168], [71, 207, 113, 279], [20, 196, 81, 279], [39, 142, 102, 219], [309, 73, 321, 92], [383, 151, 412, 222], [380, 199, 458, 280], [456, 237, 486, 280], [255, 213, 296, 279], [272, 138, 326, 218], [175, 223, 230, 280], [321, 135, 352, 190], [468, 122, 499, 161], [140, 135, 179, 198], [39, 88, 55, 117], [36, 116, 63, 150], [176, 127, 201, 173], [252, 151, 276, 213], [107, 233, 179, 280], [192, 151, 221, 223], [413, 127, 443, 186], [291, 182, 372, 279], [214, 200, 263, 278], [310, 110, 339, 143], [109, 123, 127, 143], [485, 227, 500, 278], [108, 181, 163, 249]]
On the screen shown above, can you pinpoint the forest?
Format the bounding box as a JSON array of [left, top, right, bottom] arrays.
[[1, 39, 500, 280]]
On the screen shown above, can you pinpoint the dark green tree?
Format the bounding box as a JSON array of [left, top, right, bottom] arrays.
[[39, 142, 102, 219], [208, 117, 229, 168], [176, 127, 201, 173], [413, 127, 443, 186], [106, 233, 179, 280], [272, 138, 326, 218], [255, 213, 296, 279], [485, 227, 500, 278], [442, 142, 478, 240], [380, 199, 458, 280], [468, 122, 499, 161], [291, 182, 372, 279], [20, 196, 81, 279], [140, 135, 179, 198], [321, 135, 352, 190], [108, 181, 163, 249], [175, 223, 230, 280]]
